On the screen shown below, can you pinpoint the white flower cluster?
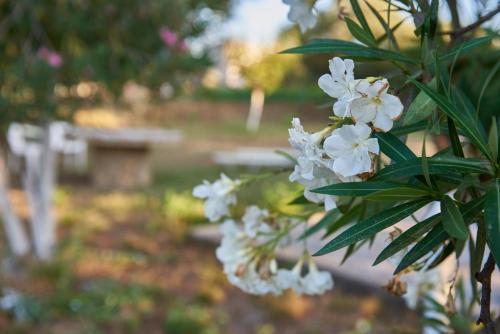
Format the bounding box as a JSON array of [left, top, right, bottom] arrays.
[[193, 174, 334, 296], [216, 207, 333, 295], [193, 173, 241, 222], [289, 57, 403, 209], [282, 0, 318, 33]]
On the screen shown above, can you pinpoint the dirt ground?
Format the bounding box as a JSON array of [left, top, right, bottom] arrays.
[[0, 187, 420, 334]]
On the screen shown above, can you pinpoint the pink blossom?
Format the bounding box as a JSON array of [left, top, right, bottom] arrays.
[[159, 27, 178, 47], [37, 47, 63, 68]]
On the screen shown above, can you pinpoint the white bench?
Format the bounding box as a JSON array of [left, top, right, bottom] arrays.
[[213, 147, 297, 169]]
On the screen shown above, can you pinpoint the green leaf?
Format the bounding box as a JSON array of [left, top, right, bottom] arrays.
[[345, 17, 376, 47], [312, 181, 425, 196], [485, 179, 500, 269], [281, 39, 418, 64], [288, 194, 308, 205], [323, 203, 364, 238], [441, 196, 469, 240], [390, 121, 429, 136], [447, 117, 465, 157], [373, 213, 441, 265], [375, 17, 406, 45], [374, 132, 416, 162], [440, 36, 493, 61], [314, 199, 430, 256], [477, 59, 500, 116], [364, 0, 398, 50], [409, 78, 492, 160], [395, 197, 485, 273], [373, 156, 492, 180], [365, 187, 432, 201], [421, 133, 433, 188], [488, 117, 498, 162], [300, 209, 340, 240], [349, 0, 375, 40], [403, 81, 437, 125]]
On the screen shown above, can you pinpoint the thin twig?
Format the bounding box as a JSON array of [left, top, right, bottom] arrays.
[[440, 6, 500, 37], [475, 253, 497, 334]]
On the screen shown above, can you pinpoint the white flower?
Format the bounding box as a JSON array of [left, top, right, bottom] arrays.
[[283, 0, 318, 33], [193, 173, 241, 222], [242, 206, 270, 238], [215, 220, 249, 268], [288, 118, 324, 157], [350, 79, 403, 132], [274, 268, 301, 290], [323, 123, 379, 178], [285, 256, 334, 295], [318, 57, 360, 117], [299, 261, 334, 295], [301, 167, 339, 211]]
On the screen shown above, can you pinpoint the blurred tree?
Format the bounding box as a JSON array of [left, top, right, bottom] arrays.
[[0, 0, 230, 260], [0, 0, 230, 124], [224, 40, 303, 132]]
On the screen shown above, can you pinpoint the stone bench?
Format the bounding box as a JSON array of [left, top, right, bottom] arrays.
[[213, 147, 296, 169], [73, 127, 182, 189]]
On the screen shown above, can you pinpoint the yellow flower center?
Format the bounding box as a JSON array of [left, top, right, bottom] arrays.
[[372, 96, 382, 105]]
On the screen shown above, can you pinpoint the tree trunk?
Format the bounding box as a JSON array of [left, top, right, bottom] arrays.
[[246, 87, 265, 133], [0, 147, 30, 257]]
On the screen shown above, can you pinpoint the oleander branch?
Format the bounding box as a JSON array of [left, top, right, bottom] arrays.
[[440, 6, 500, 38], [476, 253, 497, 334]]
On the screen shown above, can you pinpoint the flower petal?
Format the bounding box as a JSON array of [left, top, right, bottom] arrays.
[[350, 98, 377, 123], [333, 154, 361, 177], [381, 93, 404, 119], [333, 98, 350, 117], [318, 74, 346, 98], [373, 111, 394, 132]]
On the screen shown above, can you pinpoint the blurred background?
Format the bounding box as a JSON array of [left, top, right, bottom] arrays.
[[0, 0, 498, 333]]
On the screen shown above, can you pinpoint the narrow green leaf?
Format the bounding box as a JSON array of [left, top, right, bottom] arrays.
[[373, 213, 441, 265], [451, 87, 479, 123], [312, 181, 426, 196], [375, 18, 406, 45], [441, 196, 469, 240], [345, 17, 376, 47], [421, 133, 433, 188], [323, 203, 364, 238], [314, 199, 430, 256], [409, 78, 492, 160], [404, 82, 437, 125], [488, 117, 498, 162], [395, 197, 485, 273], [477, 59, 500, 116], [364, 0, 399, 50], [374, 132, 416, 162], [349, 0, 375, 40], [373, 156, 492, 180], [447, 117, 465, 157], [288, 194, 308, 205], [390, 121, 429, 136], [485, 179, 500, 269], [365, 187, 432, 201], [395, 224, 448, 274], [300, 209, 340, 240], [281, 39, 418, 64], [428, 241, 455, 269], [440, 36, 493, 61]]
